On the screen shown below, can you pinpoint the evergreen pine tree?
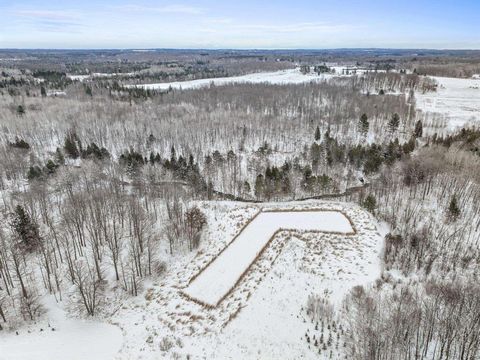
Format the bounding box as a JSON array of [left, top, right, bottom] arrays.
[[254, 174, 265, 200], [448, 194, 461, 221], [149, 151, 156, 165], [27, 166, 43, 181], [170, 145, 176, 163], [10, 205, 42, 252], [315, 126, 321, 141], [55, 147, 65, 165], [362, 194, 377, 214], [207, 180, 214, 200], [359, 114, 369, 137], [243, 181, 251, 196], [45, 159, 58, 174], [414, 120, 423, 138], [64, 133, 80, 158], [388, 113, 400, 133], [16, 105, 25, 116]]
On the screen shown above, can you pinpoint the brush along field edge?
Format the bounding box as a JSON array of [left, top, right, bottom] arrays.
[[182, 209, 356, 307]]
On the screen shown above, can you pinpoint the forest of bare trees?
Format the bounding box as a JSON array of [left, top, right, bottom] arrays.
[[308, 134, 480, 359], [0, 52, 479, 359]]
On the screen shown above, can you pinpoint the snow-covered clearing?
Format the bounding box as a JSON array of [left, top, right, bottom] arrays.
[[184, 210, 354, 307], [127, 68, 337, 91], [0, 297, 122, 360], [111, 201, 383, 359], [0, 201, 382, 359], [416, 76, 480, 130], [67, 73, 135, 81]]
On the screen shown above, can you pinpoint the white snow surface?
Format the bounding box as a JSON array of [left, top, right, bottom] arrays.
[[183, 230, 384, 359], [68, 72, 135, 81], [127, 68, 336, 91], [0, 297, 122, 360], [111, 201, 383, 359], [0, 201, 383, 360], [184, 210, 354, 307], [416, 76, 480, 129]]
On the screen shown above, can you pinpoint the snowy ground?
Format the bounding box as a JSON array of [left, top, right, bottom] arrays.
[[67, 73, 135, 81], [184, 210, 354, 307], [0, 201, 383, 360], [127, 68, 337, 91], [416, 76, 480, 130], [112, 201, 384, 359], [0, 297, 122, 360]]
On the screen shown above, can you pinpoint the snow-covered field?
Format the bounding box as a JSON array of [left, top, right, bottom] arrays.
[[127, 68, 337, 91], [68, 73, 135, 81], [112, 201, 383, 359], [416, 76, 480, 130], [184, 210, 354, 307]]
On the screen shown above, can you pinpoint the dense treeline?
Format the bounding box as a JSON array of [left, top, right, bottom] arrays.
[[348, 72, 437, 94], [412, 63, 480, 78], [0, 73, 424, 199], [345, 279, 480, 360], [327, 131, 480, 359]]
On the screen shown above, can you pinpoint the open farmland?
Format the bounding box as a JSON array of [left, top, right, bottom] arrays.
[[127, 67, 337, 90], [417, 76, 480, 132]]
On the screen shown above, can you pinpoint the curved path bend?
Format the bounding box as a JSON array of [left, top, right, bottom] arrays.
[[183, 210, 355, 307]]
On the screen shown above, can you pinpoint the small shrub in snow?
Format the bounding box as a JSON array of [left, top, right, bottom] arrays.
[[361, 194, 376, 214], [159, 337, 174, 352]]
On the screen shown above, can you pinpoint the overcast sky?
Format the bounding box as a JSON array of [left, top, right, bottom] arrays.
[[1, 0, 479, 49]]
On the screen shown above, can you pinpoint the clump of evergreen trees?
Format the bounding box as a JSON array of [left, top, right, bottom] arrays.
[[64, 132, 110, 160], [27, 159, 60, 181], [254, 163, 291, 200], [120, 145, 207, 194], [432, 127, 480, 156], [10, 205, 42, 252], [9, 136, 30, 150]]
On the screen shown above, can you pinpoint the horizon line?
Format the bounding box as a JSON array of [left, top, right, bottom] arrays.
[[1, 47, 480, 51]]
